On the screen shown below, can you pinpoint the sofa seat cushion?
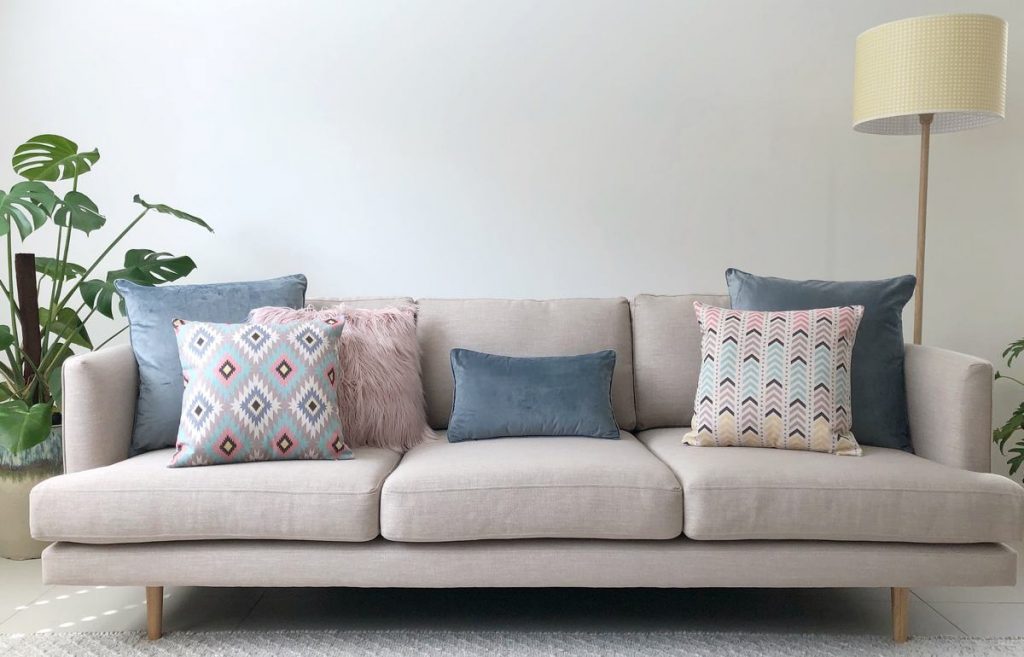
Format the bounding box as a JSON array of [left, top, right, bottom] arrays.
[[639, 428, 1024, 543], [31, 447, 400, 543], [380, 431, 682, 541]]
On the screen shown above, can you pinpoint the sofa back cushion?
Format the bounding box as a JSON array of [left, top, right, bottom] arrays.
[[631, 293, 730, 429], [309, 296, 415, 310], [417, 298, 636, 430]]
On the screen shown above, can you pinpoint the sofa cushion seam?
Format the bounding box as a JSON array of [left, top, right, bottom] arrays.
[[382, 484, 682, 494], [685, 485, 1021, 496]]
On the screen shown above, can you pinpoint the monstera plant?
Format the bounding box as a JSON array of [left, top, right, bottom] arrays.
[[0, 134, 212, 456], [994, 338, 1024, 479]]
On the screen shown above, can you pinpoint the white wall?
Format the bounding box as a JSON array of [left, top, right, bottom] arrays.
[[1, 0, 1022, 473]]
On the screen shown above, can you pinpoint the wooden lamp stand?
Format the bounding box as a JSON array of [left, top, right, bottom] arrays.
[[912, 113, 932, 345]]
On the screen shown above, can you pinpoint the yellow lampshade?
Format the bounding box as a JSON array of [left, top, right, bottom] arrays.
[[853, 13, 1008, 135]]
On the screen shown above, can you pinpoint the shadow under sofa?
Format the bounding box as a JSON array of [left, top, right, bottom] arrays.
[[29, 295, 1024, 643]]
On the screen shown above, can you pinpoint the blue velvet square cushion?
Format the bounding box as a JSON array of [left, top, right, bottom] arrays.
[[116, 275, 307, 454], [725, 268, 915, 451], [447, 349, 620, 442]]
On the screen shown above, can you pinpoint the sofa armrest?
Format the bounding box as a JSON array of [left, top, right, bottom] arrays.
[[905, 344, 993, 472], [62, 344, 138, 473]]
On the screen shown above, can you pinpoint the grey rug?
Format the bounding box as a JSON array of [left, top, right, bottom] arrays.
[[2, 630, 1024, 657]]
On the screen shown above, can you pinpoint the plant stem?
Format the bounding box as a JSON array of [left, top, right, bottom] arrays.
[[0, 279, 19, 315], [5, 232, 23, 379], [55, 208, 149, 311], [52, 178, 76, 307], [36, 306, 97, 386], [998, 374, 1024, 387], [41, 225, 71, 348], [93, 324, 128, 350]]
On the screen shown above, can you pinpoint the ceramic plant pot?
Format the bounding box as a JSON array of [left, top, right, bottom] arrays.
[[0, 426, 62, 560]]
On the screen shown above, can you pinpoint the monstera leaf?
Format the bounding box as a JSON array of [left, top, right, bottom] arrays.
[[107, 249, 197, 286], [54, 191, 106, 234], [133, 195, 213, 232], [80, 278, 119, 319], [35, 257, 86, 281], [0, 400, 53, 454], [0, 181, 57, 239], [39, 306, 92, 349], [12, 135, 99, 182], [41, 342, 74, 409]]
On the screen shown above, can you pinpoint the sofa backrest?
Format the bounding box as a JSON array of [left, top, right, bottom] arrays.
[[631, 294, 730, 430], [416, 298, 637, 430], [309, 296, 414, 310], [308, 294, 730, 432]]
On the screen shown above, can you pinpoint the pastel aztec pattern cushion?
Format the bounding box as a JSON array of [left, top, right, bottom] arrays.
[[249, 304, 433, 452], [684, 302, 865, 456], [170, 318, 353, 467]]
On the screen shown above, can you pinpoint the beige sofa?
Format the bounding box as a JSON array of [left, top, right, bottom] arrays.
[[30, 295, 1024, 642]]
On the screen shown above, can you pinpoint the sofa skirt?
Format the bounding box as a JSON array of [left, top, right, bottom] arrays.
[[42, 538, 1017, 589]]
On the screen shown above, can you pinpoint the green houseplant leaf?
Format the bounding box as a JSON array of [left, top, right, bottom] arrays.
[[54, 191, 106, 234], [0, 181, 57, 239], [38, 307, 92, 349], [0, 326, 13, 352], [40, 341, 74, 410], [0, 400, 53, 454], [133, 195, 213, 232], [35, 257, 86, 281], [12, 135, 99, 182], [80, 279, 118, 319], [994, 402, 1024, 453], [1002, 338, 1024, 368], [108, 249, 197, 286], [1008, 446, 1024, 476], [47, 367, 62, 410]]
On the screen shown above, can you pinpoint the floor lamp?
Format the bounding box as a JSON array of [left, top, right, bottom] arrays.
[[852, 13, 1008, 344]]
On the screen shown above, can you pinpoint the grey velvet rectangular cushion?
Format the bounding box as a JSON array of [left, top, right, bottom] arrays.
[[416, 297, 637, 431]]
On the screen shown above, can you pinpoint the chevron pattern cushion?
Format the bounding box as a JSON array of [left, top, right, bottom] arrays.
[[170, 318, 353, 467], [683, 302, 865, 456]]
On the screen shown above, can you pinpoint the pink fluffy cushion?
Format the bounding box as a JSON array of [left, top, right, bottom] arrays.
[[249, 304, 433, 451]]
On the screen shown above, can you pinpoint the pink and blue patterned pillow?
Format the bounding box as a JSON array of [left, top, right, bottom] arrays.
[[170, 318, 353, 467], [684, 302, 865, 456]]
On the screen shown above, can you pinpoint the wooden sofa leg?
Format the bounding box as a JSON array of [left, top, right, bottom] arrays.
[[891, 586, 909, 643], [146, 586, 164, 640]]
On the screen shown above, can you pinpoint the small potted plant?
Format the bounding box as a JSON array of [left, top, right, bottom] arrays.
[[0, 135, 211, 559], [993, 338, 1024, 480]]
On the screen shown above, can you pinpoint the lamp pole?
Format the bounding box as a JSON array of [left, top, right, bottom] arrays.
[[913, 113, 932, 346]]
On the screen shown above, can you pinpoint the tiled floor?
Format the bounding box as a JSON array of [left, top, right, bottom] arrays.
[[1, 545, 1022, 637]]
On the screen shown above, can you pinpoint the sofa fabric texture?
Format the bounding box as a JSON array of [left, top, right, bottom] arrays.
[[641, 428, 1024, 543], [631, 294, 731, 429], [61, 344, 138, 473], [38, 292, 1018, 597], [685, 302, 864, 456], [249, 303, 433, 452], [904, 344, 994, 472], [41, 539, 1017, 589], [725, 269, 916, 451], [380, 431, 681, 541], [416, 298, 637, 430], [117, 275, 307, 455], [171, 318, 351, 467], [30, 447, 399, 543], [447, 349, 619, 442]]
